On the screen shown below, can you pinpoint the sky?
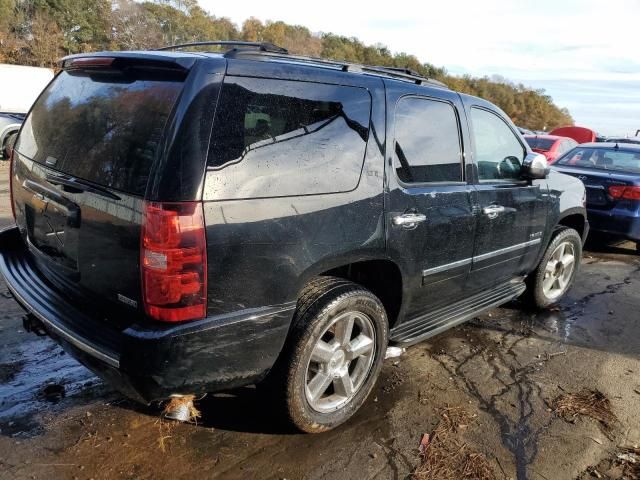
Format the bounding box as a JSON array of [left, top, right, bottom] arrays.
[[198, 0, 640, 136]]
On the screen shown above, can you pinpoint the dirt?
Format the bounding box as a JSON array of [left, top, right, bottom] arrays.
[[1, 161, 639, 479]]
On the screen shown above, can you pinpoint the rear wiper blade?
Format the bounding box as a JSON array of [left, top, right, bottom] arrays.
[[45, 174, 121, 201]]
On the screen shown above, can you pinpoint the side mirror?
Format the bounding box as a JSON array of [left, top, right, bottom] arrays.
[[521, 152, 549, 180]]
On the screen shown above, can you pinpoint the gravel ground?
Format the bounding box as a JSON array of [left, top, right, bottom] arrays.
[[0, 160, 638, 480]]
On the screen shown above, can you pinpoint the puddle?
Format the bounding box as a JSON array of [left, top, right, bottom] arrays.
[[0, 337, 107, 437]]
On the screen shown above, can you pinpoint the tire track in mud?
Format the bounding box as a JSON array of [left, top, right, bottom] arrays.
[[431, 327, 558, 480]]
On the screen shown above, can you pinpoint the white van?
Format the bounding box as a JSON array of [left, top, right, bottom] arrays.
[[1, 64, 54, 158]]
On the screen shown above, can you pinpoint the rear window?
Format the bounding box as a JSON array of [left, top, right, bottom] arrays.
[[205, 76, 371, 200], [17, 70, 183, 196], [557, 147, 640, 173], [525, 137, 555, 150]]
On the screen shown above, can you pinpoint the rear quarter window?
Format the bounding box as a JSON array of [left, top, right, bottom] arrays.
[[204, 77, 371, 200]]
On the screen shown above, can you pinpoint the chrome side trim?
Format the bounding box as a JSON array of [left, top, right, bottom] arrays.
[[473, 238, 542, 262], [5, 282, 120, 369], [422, 257, 472, 277], [421, 239, 542, 277]]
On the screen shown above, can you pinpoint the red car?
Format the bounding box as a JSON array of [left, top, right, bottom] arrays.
[[524, 135, 578, 164]]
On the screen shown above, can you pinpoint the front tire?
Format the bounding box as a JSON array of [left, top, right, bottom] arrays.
[[272, 277, 388, 433], [525, 228, 582, 308]]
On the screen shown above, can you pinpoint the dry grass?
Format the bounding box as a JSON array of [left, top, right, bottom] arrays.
[[551, 389, 617, 438], [413, 407, 496, 480], [156, 419, 175, 453]]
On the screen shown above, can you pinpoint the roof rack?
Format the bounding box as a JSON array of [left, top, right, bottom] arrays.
[[155, 41, 288, 54], [155, 40, 446, 89]]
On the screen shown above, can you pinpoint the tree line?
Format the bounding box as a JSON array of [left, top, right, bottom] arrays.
[[0, 0, 574, 130]]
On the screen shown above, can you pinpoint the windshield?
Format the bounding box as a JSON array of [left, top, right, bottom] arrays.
[[525, 137, 555, 150], [17, 70, 183, 196], [556, 147, 640, 173]]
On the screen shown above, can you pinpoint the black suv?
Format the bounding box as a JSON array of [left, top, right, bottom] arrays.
[[0, 42, 588, 432]]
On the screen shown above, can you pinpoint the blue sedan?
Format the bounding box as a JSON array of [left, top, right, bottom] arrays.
[[553, 142, 640, 253]]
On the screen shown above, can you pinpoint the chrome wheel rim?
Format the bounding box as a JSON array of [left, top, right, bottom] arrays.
[[305, 311, 376, 413], [542, 241, 576, 300]]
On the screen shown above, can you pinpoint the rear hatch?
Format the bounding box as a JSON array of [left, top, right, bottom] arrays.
[[11, 56, 188, 325]]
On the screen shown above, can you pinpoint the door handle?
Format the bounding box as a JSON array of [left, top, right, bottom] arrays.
[[393, 213, 427, 229], [482, 205, 505, 219]]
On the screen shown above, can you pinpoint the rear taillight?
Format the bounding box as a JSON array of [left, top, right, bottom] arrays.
[[608, 185, 640, 201], [8, 147, 16, 221], [141, 201, 207, 322]]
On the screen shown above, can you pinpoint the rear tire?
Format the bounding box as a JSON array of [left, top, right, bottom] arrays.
[[269, 277, 388, 433], [525, 228, 582, 309]]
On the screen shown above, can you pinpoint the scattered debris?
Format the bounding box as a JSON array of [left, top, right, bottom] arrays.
[[544, 350, 567, 361], [162, 395, 201, 423], [385, 346, 406, 359], [618, 445, 640, 478], [412, 407, 495, 480], [588, 436, 603, 445], [578, 446, 640, 479], [42, 384, 65, 403], [382, 370, 406, 393], [418, 433, 430, 455], [551, 389, 617, 438]]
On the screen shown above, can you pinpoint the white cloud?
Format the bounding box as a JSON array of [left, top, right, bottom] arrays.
[[199, 0, 640, 135]]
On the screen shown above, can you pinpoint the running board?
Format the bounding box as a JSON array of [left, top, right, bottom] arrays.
[[390, 281, 526, 346]]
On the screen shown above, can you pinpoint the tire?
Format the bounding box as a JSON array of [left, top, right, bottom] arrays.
[[525, 227, 582, 308], [2, 132, 17, 160], [269, 276, 388, 433]]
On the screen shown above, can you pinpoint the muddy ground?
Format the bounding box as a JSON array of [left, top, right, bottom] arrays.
[[0, 160, 638, 480]]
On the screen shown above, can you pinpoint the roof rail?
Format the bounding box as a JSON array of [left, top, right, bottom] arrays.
[[227, 49, 448, 88], [155, 41, 288, 54]]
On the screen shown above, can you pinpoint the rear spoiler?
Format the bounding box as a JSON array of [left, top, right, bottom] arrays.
[[59, 51, 198, 73]]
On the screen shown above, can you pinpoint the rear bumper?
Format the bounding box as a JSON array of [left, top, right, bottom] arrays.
[[0, 226, 295, 403], [587, 208, 640, 242]]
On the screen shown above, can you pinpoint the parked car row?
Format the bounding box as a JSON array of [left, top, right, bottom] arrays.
[[517, 125, 640, 252]]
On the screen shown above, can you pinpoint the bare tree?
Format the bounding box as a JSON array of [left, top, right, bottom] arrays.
[[111, 0, 163, 50]]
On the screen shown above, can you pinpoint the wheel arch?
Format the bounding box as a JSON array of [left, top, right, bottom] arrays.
[[556, 209, 587, 241], [297, 255, 405, 330]]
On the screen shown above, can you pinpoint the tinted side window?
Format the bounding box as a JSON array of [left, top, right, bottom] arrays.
[[471, 108, 525, 182], [394, 97, 463, 183], [205, 77, 371, 200]]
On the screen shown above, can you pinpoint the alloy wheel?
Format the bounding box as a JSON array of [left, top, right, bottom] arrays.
[[542, 240, 576, 300], [304, 311, 376, 413]]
